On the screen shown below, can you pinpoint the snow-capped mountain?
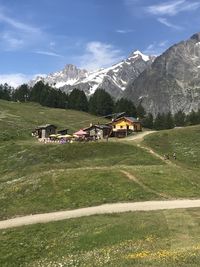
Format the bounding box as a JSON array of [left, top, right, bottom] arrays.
[[30, 50, 154, 98]]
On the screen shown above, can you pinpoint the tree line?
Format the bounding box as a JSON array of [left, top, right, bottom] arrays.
[[0, 81, 200, 129]]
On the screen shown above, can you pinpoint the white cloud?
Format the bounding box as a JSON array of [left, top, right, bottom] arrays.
[[0, 8, 44, 51], [0, 74, 32, 88], [1, 32, 24, 50], [116, 29, 134, 34], [35, 50, 63, 58], [0, 73, 47, 88], [79, 41, 124, 70], [157, 17, 183, 30], [0, 12, 41, 34], [147, 0, 200, 16]]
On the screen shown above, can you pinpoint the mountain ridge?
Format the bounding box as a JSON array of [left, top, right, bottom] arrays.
[[30, 50, 154, 99], [124, 32, 200, 116]]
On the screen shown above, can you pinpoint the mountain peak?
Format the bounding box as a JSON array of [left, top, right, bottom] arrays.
[[190, 32, 200, 42], [129, 50, 150, 62]]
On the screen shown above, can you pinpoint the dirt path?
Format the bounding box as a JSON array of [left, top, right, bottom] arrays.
[[124, 130, 156, 142], [137, 144, 176, 166], [0, 200, 200, 230], [121, 170, 171, 199]]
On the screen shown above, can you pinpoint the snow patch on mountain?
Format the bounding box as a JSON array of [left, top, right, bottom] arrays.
[[30, 50, 154, 98]]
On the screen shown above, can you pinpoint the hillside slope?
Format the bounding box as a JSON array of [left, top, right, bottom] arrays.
[[0, 100, 108, 141]]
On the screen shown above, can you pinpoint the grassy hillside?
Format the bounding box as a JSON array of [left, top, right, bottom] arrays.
[[0, 101, 200, 220], [0, 100, 162, 219], [143, 125, 200, 169], [0, 99, 108, 141], [1, 208, 200, 266], [1, 100, 200, 266]]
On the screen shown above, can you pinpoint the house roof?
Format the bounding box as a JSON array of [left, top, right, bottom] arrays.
[[125, 117, 140, 123], [57, 129, 68, 132], [104, 112, 126, 120], [74, 129, 88, 136], [113, 117, 140, 123], [36, 124, 57, 129], [83, 124, 112, 131], [95, 124, 112, 129]]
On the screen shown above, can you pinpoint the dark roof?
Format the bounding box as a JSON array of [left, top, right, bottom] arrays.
[[83, 124, 112, 131], [95, 124, 112, 129], [104, 112, 126, 120], [124, 117, 140, 123], [113, 117, 140, 123], [36, 124, 57, 129], [57, 129, 68, 133]]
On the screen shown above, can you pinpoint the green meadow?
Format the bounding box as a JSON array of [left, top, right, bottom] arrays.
[[0, 208, 200, 267], [0, 100, 200, 266], [143, 125, 200, 170]]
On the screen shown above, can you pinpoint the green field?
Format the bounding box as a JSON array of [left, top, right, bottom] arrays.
[[0, 100, 163, 219], [0, 208, 200, 267], [0, 100, 200, 266], [0, 99, 108, 141], [143, 125, 200, 170]]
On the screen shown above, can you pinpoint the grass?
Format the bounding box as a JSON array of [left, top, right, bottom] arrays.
[[1, 100, 200, 266], [0, 168, 158, 220], [0, 208, 200, 266], [0, 101, 200, 220], [0, 140, 162, 182], [125, 165, 200, 199], [143, 125, 200, 170], [0, 100, 162, 219], [0, 100, 108, 142]]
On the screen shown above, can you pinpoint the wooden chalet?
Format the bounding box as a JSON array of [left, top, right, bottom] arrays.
[[111, 117, 142, 138], [34, 124, 57, 139], [83, 124, 112, 139]]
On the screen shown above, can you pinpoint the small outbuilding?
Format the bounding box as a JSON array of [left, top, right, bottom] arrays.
[[35, 124, 57, 139]]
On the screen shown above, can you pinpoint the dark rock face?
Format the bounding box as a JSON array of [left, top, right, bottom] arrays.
[[124, 33, 200, 116]]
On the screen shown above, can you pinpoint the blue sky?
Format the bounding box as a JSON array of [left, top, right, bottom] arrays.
[[0, 0, 200, 86]]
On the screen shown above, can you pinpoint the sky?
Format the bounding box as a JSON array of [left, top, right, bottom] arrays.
[[0, 0, 200, 87]]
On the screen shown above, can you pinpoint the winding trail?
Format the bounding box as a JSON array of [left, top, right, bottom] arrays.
[[124, 130, 156, 142], [120, 170, 171, 199], [0, 200, 200, 230], [125, 131, 176, 166]]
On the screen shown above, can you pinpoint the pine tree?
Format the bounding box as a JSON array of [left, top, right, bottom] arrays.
[[136, 103, 146, 119], [12, 84, 30, 102], [142, 113, 154, 129], [174, 110, 186, 127], [68, 89, 88, 112], [186, 110, 199, 125], [115, 98, 137, 117], [164, 112, 175, 129], [89, 89, 114, 116], [153, 113, 165, 130], [0, 83, 12, 100]]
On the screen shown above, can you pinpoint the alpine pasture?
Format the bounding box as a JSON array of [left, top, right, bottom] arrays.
[[0, 100, 200, 266]]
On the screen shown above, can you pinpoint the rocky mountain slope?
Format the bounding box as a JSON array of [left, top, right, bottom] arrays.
[[124, 33, 200, 116], [31, 51, 154, 99]]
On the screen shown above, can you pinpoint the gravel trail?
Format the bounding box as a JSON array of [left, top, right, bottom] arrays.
[[0, 199, 200, 229]]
